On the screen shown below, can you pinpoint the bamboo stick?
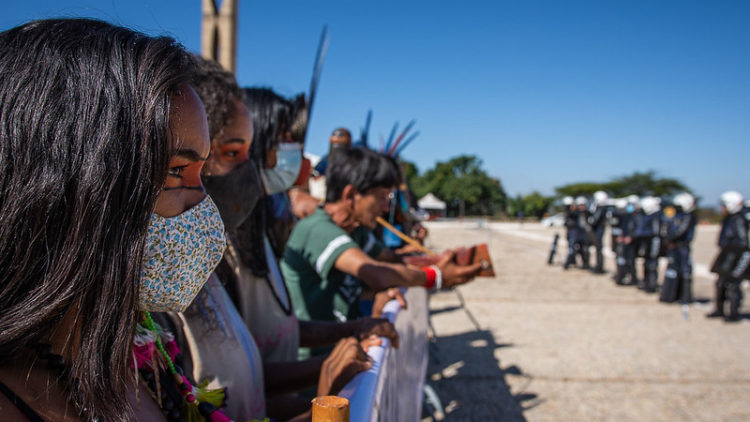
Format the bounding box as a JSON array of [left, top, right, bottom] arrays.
[[376, 216, 435, 256], [311, 396, 349, 422]]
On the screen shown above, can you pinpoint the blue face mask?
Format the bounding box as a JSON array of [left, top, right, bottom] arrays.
[[262, 143, 302, 195], [626, 204, 635, 213]]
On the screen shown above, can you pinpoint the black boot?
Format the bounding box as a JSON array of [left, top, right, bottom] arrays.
[[706, 309, 724, 318], [680, 277, 693, 305], [564, 246, 575, 270], [644, 268, 658, 293], [594, 246, 605, 274], [581, 246, 590, 269], [725, 281, 742, 322], [707, 279, 726, 318], [614, 256, 626, 285]]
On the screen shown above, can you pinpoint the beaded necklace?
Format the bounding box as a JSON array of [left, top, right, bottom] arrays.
[[137, 311, 231, 422]]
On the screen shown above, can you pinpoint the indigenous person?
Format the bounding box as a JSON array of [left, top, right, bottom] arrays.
[[309, 128, 352, 201], [707, 191, 749, 322], [177, 58, 380, 421], [243, 87, 307, 257], [281, 147, 483, 357], [313, 127, 352, 177], [228, 87, 397, 361], [146, 57, 267, 421], [0, 18, 219, 421], [659, 193, 698, 304]]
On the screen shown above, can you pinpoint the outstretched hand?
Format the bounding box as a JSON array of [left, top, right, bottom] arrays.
[[436, 250, 484, 289]]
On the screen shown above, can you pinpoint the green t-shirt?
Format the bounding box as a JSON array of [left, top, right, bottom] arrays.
[[281, 208, 383, 325]]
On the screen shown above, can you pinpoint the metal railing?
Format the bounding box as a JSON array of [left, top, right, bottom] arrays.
[[337, 288, 429, 422]]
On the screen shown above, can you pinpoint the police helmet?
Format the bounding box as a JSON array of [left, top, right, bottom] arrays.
[[720, 191, 744, 214], [673, 193, 696, 213], [640, 196, 660, 215], [593, 191, 609, 205]]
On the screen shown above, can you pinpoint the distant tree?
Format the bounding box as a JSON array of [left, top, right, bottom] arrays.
[[554, 182, 608, 198], [555, 170, 691, 198], [506, 192, 555, 219], [506, 194, 524, 217], [605, 171, 690, 197], [408, 155, 506, 217], [400, 160, 419, 182], [522, 191, 556, 218]]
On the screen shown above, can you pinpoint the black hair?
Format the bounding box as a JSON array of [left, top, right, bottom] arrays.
[[331, 127, 351, 139], [191, 55, 245, 140], [289, 93, 308, 144], [326, 147, 400, 203], [230, 88, 301, 277], [242, 87, 304, 167], [0, 18, 194, 420]]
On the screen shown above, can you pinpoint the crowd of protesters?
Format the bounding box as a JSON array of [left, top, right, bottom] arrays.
[[0, 19, 484, 422], [556, 190, 749, 323]]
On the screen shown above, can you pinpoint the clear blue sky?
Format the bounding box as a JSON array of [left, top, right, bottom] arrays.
[[2, 1, 749, 204]]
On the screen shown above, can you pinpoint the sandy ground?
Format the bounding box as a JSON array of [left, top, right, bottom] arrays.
[[420, 220, 750, 422]]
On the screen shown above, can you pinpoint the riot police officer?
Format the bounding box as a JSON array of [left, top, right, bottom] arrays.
[[564, 196, 590, 269], [588, 191, 609, 274], [576, 196, 592, 269], [707, 191, 749, 322], [563, 196, 577, 269], [659, 193, 697, 304], [614, 197, 638, 285], [634, 196, 662, 293]]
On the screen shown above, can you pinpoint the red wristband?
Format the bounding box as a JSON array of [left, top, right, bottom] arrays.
[[422, 266, 436, 289]]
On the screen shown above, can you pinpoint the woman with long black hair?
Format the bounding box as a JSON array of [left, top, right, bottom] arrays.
[[0, 19, 225, 421]]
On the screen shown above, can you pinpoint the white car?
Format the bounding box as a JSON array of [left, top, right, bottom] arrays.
[[541, 213, 566, 227]]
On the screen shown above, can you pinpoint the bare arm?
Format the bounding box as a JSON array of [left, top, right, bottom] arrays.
[[299, 318, 398, 349], [335, 247, 427, 291], [299, 320, 356, 347], [376, 247, 404, 263], [335, 247, 484, 291]]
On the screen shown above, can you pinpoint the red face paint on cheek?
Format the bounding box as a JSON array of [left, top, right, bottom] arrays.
[[219, 145, 250, 164], [181, 161, 204, 187], [165, 158, 205, 190]]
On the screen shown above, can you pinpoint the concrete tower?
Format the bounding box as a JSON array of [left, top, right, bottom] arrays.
[[201, 0, 238, 73]]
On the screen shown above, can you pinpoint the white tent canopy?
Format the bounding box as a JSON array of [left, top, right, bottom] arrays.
[[418, 193, 446, 210]]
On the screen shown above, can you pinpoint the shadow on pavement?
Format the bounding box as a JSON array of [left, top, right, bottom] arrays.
[[424, 329, 539, 421]]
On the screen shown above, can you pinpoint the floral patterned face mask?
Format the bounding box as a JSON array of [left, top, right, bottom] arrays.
[[139, 195, 227, 312]]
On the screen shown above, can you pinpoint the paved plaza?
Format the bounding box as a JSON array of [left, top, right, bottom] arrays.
[[421, 221, 750, 422]]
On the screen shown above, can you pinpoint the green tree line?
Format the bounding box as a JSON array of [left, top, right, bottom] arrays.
[[406, 157, 692, 219], [405, 155, 507, 217]]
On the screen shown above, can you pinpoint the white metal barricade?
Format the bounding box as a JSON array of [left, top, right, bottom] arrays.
[[338, 287, 429, 422]]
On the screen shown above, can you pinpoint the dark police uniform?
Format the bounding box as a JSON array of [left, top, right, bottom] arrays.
[[613, 207, 637, 285], [659, 207, 697, 303], [634, 210, 662, 293], [588, 204, 609, 273], [564, 208, 590, 269], [707, 211, 749, 321]]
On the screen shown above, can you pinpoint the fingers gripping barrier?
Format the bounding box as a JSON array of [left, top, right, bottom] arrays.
[[338, 288, 429, 422]]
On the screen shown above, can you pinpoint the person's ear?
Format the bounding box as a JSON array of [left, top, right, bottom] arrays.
[[342, 184, 358, 209]]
